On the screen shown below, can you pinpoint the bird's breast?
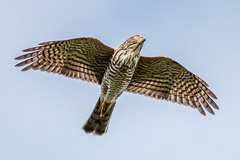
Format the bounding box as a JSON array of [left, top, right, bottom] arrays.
[[100, 57, 139, 103]]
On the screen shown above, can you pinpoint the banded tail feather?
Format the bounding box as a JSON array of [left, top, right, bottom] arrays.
[[82, 98, 116, 135]]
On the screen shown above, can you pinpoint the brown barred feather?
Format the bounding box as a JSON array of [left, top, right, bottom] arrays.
[[126, 56, 218, 115], [15, 37, 114, 84]]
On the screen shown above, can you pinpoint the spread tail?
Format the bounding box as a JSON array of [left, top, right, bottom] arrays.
[[82, 98, 116, 136]]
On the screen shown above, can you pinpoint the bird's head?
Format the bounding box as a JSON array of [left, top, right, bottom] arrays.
[[121, 35, 146, 54], [113, 35, 146, 67], [114, 35, 145, 57]]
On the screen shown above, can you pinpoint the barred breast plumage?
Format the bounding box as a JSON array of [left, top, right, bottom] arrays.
[[101, 61, 137, 103]]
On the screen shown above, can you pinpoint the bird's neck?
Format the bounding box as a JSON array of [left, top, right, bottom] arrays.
[[112, 49, 140, 69]]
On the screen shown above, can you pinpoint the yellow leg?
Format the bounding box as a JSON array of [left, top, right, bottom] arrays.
[[103, 103, 113, 117], [98, 101, 106, 118], [98, 101, 113, 118]]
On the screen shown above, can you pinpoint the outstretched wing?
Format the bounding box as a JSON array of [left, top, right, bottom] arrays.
[[126, 56, 219, 115], [15, 37, 114, 84]]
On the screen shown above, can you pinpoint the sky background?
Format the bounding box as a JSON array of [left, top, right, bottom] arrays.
[[1, 0, 240, 160]]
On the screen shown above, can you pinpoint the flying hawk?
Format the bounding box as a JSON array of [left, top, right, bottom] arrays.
[[15, 35, 218, 135]]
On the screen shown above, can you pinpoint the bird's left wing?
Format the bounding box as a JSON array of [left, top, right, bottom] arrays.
[[126, 56, 219, 115], [15, 37, 115, 84]]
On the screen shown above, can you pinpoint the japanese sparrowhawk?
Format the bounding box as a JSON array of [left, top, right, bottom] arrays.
[[15, 35, 218, 135]]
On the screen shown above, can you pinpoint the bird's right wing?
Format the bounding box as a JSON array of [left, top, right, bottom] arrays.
[[126, 56, 218, 115], [15, 37, 115, 84]]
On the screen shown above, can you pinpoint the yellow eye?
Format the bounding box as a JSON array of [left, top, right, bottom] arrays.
[[134, 36, 140, 39]]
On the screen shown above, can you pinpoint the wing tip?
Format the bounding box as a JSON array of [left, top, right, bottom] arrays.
[[21, 65, 32, 71], [213, 104, 220, 110], [196, 75, 209, 87], [39, 41, 53, 45], [15, 55, 24, 60], [22, 49, 28, 52], [15, 62, 31, 71], [201, 111, 207, 116], [209, 110, 215, 115], [211, 93, 218, 100], [22, 48, 36, 52], [15, 63, 21, 67]]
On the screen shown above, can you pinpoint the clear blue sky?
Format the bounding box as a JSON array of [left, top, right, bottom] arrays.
[[1, 0, 240, 160]]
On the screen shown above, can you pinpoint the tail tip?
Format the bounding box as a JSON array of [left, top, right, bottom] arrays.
[[82, 125, 106, 136]]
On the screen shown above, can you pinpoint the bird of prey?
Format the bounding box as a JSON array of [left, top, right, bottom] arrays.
[[15, 35, 218, 136]]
